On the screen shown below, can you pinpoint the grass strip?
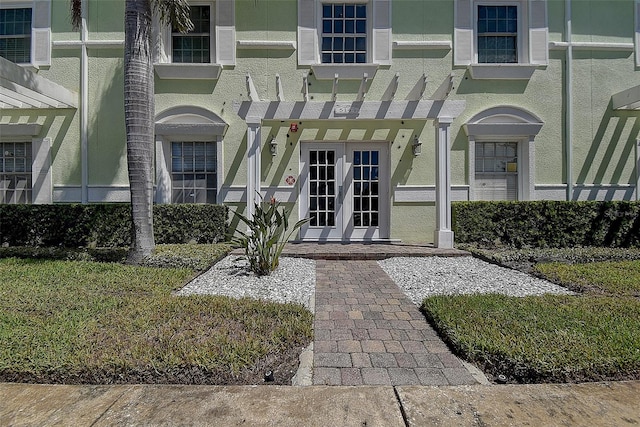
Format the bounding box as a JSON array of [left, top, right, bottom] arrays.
[[0, 258, 312, 384], [422, 293, 640, 383], [535, 260, 640, 296]]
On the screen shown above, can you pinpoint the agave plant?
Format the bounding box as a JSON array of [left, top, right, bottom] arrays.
[[232, 196, 309, 276]]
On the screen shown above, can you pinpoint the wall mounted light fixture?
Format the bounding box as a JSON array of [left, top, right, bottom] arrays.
[[270, 136, 278, 156], [412, 135, 422, 156]]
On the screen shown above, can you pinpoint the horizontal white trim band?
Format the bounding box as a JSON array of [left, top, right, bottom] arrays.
[[393, 185, 469, 203], [549, 41, 634, 51], [236, 40, 296, 50], [52, 40, 124, 49], [392, 41, 452, 50]]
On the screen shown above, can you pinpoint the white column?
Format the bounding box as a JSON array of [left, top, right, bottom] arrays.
[[246, 117, 262, 219], [434, 118, 454, 248]]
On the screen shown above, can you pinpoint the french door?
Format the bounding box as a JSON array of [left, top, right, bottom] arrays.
[[299, 142, 389, 241]]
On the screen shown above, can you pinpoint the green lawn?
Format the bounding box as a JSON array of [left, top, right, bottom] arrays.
[[535, 260, 640, 296], [422, 256, 640, 383], [0, 257, 312, 385]]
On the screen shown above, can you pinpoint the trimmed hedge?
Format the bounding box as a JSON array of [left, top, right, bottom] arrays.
[[453, 201, 640, 249], [0, 204, 228, 247]]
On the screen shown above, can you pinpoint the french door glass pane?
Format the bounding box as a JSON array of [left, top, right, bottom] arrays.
[[352, 150, 379, 227], [309, 149, 337, 227]]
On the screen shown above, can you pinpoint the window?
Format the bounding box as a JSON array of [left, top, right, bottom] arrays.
[[154, 0, 235, 79], [0, 8, 32, 64], [477, 5, 517, 63], [0, 1, 50, 67], [321, 3, 367, 64], [474, 142, 518, 200], [172, 5, 211, 63], [298, 0, 391, 77], [171, 142, 217, 203], [454, 0, 547, 78], [1, 142, 32, 204], [464, 106, 543, 201]]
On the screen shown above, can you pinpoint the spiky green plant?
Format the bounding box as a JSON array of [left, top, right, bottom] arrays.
[[232, 197, 309, 276]]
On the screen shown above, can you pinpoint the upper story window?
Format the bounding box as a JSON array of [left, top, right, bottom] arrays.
[[0, 8, 32, 64], [0, 1, 50, 68], [172, 5, 211, 63], [154, 0, 235, 79], [321, 3, 367, 64], [454, 0, 547, 79], [298, 0, 391, 79], [477, 5, 517, 63]]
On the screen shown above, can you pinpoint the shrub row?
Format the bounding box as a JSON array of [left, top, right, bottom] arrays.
[[453, 201, 640, 249], [0, 204, 229, 247]]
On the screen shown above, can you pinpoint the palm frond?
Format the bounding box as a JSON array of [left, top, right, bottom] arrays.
[[70, 0, 82, 31], [153, 0, 194, 33]]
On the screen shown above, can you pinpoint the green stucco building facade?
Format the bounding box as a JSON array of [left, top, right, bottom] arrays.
[[3, 0, 640, 246]]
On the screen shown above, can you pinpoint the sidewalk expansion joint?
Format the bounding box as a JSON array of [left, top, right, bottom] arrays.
[[393, 386, 410, 427]]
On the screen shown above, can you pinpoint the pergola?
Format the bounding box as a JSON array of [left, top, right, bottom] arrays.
[[234, 72, 466, 248]]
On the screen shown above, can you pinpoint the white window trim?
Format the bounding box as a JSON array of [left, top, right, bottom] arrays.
[[167, 2, 215, 64], [298, 0, 391, 80], [474, 2, 525, 64], [635, 0, 640, 67], [0, 123, 52, 204], [0, 0, 51, 68], [454, 0, 547, 79], [154, 0, 235, 80], [464, 106, 542, 201], [154, 107, 226, 204]]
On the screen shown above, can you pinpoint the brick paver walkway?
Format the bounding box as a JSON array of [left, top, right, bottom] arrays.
[[312, 260, 478, 386]]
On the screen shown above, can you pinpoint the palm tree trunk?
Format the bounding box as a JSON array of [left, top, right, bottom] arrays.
[[124, 0, 155, 263]]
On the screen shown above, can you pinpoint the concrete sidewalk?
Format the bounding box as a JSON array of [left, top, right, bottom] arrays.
[[2, 381, 638, 426]]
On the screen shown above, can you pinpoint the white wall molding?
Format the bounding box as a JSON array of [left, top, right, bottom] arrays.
[[549, 41, 634, 51], [534, 184, 567, 200], [221, 186, 297, 204], [237, 40, 296, 50], [393, 185, 470, 203], [392, 40, 452, 50]]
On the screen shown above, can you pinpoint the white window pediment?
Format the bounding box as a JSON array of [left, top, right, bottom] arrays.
[[298, 0, 391, 78], [454, 0, 547, 79], [465, 106, 542, 201], [154, 0, 235, 80], [155, 106, 228, 137], [464, 106, 543, 137]]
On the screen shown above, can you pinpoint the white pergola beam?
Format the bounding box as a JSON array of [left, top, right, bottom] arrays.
[[355, 73, 369, 102], [235, 99, 466, 121], [0, 56, 77, 109], [612, 84, 640, 110], [246, 73, 260, 101], [276, 74, 284, 101], [301, 72, 309, 101]]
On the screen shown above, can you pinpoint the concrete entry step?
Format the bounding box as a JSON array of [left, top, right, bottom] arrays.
[[280, 242, 471, 260]]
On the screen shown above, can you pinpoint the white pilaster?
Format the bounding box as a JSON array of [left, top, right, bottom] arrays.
[[434, 117, 454, 248], [246, 117, 262, 219]]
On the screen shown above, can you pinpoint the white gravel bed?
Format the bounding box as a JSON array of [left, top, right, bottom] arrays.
[[177, 255, 315, 310], [378, 256, 574, 305]]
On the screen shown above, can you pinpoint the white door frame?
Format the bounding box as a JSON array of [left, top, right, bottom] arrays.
[[299, 141, 390, 242]]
